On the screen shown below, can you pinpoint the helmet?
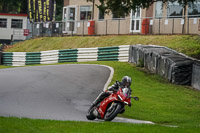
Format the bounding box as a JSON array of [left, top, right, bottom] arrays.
[[121, 76, 132, 87]]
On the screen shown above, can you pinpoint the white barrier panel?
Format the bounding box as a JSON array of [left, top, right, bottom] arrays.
[[41, 50, 59, 64], [12, 52, 26, 66]]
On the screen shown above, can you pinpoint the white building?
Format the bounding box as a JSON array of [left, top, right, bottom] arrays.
[[0, 13, 28, 44]]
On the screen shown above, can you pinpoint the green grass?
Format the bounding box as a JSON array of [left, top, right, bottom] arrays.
[[4, 35, 200, 59], [1, 35, 200, 132], [0, 61, 200, 133], [0, 117, 200, 133]]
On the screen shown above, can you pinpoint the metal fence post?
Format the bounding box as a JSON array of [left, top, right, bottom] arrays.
[[187, 17, 190, 34], [82, 21, 84, 36], [61, 22, 64, 37], [51, 22, 53, 37], [159, 18, 161, 35], [72, 22, 74, 36], [131, 18, 133, 35], [106, 19, 107, 35], [32, 23, 34, 38], [172, 18, 174, 34], [118, 19, 120, 35], [42, 23, 44, 37]]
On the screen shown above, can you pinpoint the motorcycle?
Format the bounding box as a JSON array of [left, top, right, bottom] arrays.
[[86, 81, 139, 121]]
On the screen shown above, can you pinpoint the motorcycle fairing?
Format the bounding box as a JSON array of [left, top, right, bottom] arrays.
[[97, 93, 119, 118]]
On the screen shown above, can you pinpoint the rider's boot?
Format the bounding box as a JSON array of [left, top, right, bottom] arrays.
[[91, 91, 110, 108], [91, 92, 105, 108]]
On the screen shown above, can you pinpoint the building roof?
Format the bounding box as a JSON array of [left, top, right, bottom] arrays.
[[0, 13, 27, 17]]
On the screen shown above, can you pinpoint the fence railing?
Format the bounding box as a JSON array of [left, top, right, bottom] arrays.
[[29, 22, 64, 38], [61, 16, 200, 36], [26, 15, 200, 38]]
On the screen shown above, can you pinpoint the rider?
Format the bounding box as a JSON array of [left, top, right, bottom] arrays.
[[91, 76, 132, 108]]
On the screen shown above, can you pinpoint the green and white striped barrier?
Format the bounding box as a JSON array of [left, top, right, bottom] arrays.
[[2, 45, 130, 66]]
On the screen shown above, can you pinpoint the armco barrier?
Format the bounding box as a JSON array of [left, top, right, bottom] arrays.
[[2, 45, 130, 66], [41, 50, 59, 64], [78, 47, 98, 62], [129, 45, 194, 85], [2, 52, 13, 66], [26, 52, 41, 65], [59, 49, 78, 63], [192, 61, 200, 90]]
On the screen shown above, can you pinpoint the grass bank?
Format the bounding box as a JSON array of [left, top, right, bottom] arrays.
[[4, 35, 200, 59], [0, 61, 200, 132], [0, 117, 199, 133]]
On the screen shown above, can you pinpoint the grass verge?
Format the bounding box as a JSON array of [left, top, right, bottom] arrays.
[[4, 35, 200, 59], [0, 117, 200, 133], [0, 61, 200, 132]]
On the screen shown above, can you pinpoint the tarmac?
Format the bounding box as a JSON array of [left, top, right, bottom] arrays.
[[0, 64, 154, 124]]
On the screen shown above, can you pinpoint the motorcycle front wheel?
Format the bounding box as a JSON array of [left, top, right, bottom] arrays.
[[104, 103, 122, 121], [86, 106, 96, 120]]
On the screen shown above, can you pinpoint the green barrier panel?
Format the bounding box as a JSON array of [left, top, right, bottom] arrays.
[[98, 46, 119, 50], [98, 53, 119, 57], [26, 52, 41, 65], [59, 49, 78, 63], [97, 58, 119, 61], [98, 47, 119, 61], [2, 52, 13, 66], [58, 59, 78, 63]]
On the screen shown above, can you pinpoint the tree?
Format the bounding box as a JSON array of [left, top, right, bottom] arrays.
[[0, 0, 63, 21], [87, 0, 198, 17], [0, 0, 27, 13], [88, 0, 198, 33], [55, 0, 63, 21]]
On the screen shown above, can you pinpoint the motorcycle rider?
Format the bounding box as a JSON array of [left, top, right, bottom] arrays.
[[91, 76, 132, 108]]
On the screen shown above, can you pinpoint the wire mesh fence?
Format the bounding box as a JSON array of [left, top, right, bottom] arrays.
[[25, 15, 200, 38], [31, 22, 64, 37], [62, 16, 200, 36]]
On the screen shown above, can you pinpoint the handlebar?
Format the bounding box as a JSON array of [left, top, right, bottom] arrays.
[[130, 96, 139, 101]]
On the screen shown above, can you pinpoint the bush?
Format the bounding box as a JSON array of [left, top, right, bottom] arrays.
[[0, 44, 2, 50]]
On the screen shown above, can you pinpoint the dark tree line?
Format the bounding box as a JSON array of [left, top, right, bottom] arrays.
[[0, 0, 63, 21], [87, 0, 198, 17], [0, 0, 27, 14]]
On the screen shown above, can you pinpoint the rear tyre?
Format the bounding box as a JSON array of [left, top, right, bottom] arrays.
[[104, 103, 122, 121], [86, 106, 96, 120]]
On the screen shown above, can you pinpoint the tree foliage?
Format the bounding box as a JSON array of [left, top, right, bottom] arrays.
[[0, 0, 27, 13], [87, 0, 198, 16], [0, 0, 63, 21]]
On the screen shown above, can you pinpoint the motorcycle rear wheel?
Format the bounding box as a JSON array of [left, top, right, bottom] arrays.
[[104, 103, 122, 121]]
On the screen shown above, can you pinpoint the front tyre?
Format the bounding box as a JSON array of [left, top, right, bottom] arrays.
[[104, 103, 122, 121], [86, 106, 96, 120]]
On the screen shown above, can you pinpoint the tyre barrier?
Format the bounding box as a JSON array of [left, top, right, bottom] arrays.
[[129, 45, 195, 86], [192, 61, 200, 90]]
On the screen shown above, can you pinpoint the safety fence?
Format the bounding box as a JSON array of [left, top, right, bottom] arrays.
[[26, 16, 200, 38], [62, 16, 200, 36], [2, 45, 129, 66], [129, 44, 200, 90], [31, 22, 64, 37]]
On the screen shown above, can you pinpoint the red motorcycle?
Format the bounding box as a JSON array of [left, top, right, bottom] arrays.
[[86, 82, 139, 121]]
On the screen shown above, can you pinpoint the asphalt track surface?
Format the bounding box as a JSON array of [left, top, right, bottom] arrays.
[[0, 64, 153, 124]]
